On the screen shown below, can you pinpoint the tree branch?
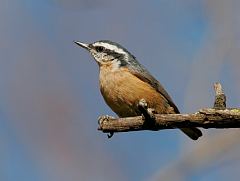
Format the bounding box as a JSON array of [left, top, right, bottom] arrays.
[[98, 83, 240, 134]]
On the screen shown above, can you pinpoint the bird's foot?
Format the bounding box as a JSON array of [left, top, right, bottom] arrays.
[[138, 99, 156, 120]]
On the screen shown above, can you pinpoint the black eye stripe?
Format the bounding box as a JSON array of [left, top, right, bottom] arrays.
[[94, 46, 125, 59], [104, 49, 121, 55], [95, 46, 105, 52]]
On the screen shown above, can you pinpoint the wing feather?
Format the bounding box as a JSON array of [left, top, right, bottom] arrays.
[[126, 60, 180, 113]]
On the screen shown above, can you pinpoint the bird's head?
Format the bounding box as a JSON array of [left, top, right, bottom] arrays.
[[74, 40, 136, 69]]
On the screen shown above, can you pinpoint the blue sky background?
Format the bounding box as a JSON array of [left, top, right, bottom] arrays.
[[1, 0, 240, 181]]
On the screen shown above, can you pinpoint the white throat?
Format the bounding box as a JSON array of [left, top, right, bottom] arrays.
[[111, 59, 121, 71]]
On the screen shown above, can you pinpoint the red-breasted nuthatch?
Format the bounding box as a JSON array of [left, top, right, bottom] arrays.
[[75, 40, 202, 140]]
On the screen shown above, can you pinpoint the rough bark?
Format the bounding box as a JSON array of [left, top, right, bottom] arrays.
[[98, 83, 240, 135]]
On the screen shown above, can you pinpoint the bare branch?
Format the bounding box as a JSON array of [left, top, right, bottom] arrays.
[[98, 83, 240, 135], [98, 109, 240, 133]]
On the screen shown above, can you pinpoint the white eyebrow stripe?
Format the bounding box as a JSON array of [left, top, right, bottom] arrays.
[[93, 42, 127, 55]]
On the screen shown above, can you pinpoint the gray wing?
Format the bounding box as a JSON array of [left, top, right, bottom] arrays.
[[126, 59, 180, 113]]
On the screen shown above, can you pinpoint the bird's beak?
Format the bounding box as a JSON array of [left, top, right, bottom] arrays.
[[74, 41, 90, 50]]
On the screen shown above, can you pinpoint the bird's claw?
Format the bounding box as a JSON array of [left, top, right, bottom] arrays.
[[138, 99, 156, 121]]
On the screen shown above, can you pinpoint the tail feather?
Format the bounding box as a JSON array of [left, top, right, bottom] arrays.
[[180, 128, 202, 140]]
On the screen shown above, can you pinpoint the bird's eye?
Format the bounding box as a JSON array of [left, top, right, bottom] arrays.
[[95, 46, 104, 52]]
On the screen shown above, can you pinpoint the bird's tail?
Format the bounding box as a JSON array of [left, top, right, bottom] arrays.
[[180, 128, 202, 140]]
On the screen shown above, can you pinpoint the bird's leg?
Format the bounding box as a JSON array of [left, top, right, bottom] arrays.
[[137, 99, 156, 123], [98, 115, 115, 138]]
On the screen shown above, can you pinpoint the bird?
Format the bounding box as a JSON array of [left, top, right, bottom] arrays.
[[74, 40, 202, 140]]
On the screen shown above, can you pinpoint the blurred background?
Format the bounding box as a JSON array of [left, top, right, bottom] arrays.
[[0, 0, 240, 181]]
